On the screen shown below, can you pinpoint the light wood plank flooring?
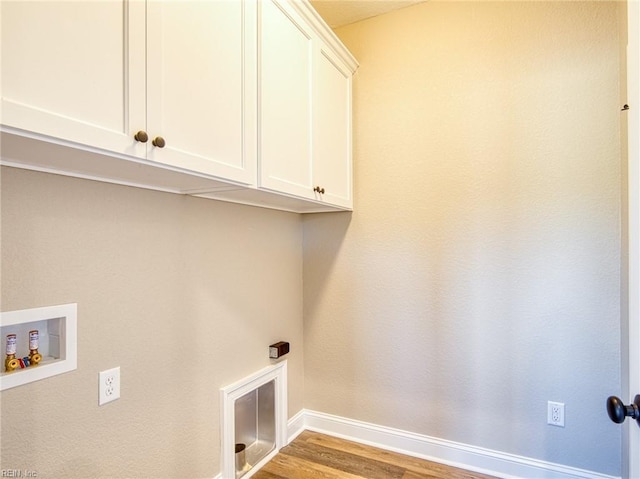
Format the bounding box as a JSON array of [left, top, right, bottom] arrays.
[[251, 430, 498, 479]]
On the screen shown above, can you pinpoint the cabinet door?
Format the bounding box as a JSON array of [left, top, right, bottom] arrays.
[[0, 1, 145, 158], [145, 0, 256, 185], [258, 0, 315, 199], [313, 46, 353, 209]]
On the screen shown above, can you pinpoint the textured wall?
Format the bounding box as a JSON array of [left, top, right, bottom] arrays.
[[303, 1, 622, 475], [0, 167, 304, 478]]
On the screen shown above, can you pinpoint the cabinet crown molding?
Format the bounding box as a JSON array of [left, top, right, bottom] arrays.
[[289, 0, 359, 74]]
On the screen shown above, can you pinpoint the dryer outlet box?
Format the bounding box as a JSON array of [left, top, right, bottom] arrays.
[[269, 342, 289, 359]]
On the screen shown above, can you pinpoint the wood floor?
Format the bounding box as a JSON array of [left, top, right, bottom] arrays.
[[251, 430, 498, 479]]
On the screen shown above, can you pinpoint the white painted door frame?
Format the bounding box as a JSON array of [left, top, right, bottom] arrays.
[[624, 1, 640, 478]]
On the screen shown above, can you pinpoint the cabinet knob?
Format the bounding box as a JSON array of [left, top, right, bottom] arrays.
[[134, 130, 149, 143], [152, 136, 166, 148], [314, 186, 325, 194]]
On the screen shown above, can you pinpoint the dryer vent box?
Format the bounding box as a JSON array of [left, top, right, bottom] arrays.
[[269, 342, 289, 359]]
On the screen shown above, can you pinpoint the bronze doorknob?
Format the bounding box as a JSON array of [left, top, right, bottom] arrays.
[[314, 186, 325, 194]]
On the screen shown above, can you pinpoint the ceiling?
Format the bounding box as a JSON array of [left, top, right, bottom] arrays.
[[310, 0, 427, 29]]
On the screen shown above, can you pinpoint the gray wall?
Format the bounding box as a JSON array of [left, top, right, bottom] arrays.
[[303, 1, 623, 475], [0, 167, 304, 478]]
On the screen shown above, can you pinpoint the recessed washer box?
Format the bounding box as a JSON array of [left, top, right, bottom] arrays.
[[0, 303, 77, 391]]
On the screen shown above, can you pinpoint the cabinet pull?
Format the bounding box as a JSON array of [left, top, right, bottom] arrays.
[[314, 186, 325, 194], [134, 131, 149, 143], [152, 136, 166, 148]]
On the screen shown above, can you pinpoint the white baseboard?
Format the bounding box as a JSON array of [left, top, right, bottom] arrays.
[[287, 408, 306, 441], [287, 409, 619, 479]]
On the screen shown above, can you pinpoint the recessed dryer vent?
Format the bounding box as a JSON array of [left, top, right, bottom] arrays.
[[221, 361, 287, 479]]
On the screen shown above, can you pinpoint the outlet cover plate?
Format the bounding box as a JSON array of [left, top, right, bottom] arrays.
[[548, 401, 565, 427], [99, 367, 120, 406]]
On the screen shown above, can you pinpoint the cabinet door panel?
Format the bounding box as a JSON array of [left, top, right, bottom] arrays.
[[259, 0, 314, 198], [313, 47, 353, 208], [1, 1, 145, 157], [146, 0, 255, 185]]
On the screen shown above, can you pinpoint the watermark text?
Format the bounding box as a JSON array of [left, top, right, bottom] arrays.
[[1, 470, 38, 478]]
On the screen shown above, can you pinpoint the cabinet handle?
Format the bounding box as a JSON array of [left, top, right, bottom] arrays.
[[152, 136, 166, 148], [134, 130, 149, 143], [314, 186, 325, 194]]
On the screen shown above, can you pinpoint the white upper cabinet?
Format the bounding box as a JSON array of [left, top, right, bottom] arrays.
[[258, 0, 314, 199], [313, 44, 353, 209], [0, 0, 357, 213], [1, 1, 146, 158], [145, 0, 256, 185], [1, 0, 255, 186], [257, 0, 356, 209]]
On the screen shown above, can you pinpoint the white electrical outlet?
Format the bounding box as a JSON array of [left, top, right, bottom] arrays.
[[547, 401, 565, 427], [99, 367, 120, 406]]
